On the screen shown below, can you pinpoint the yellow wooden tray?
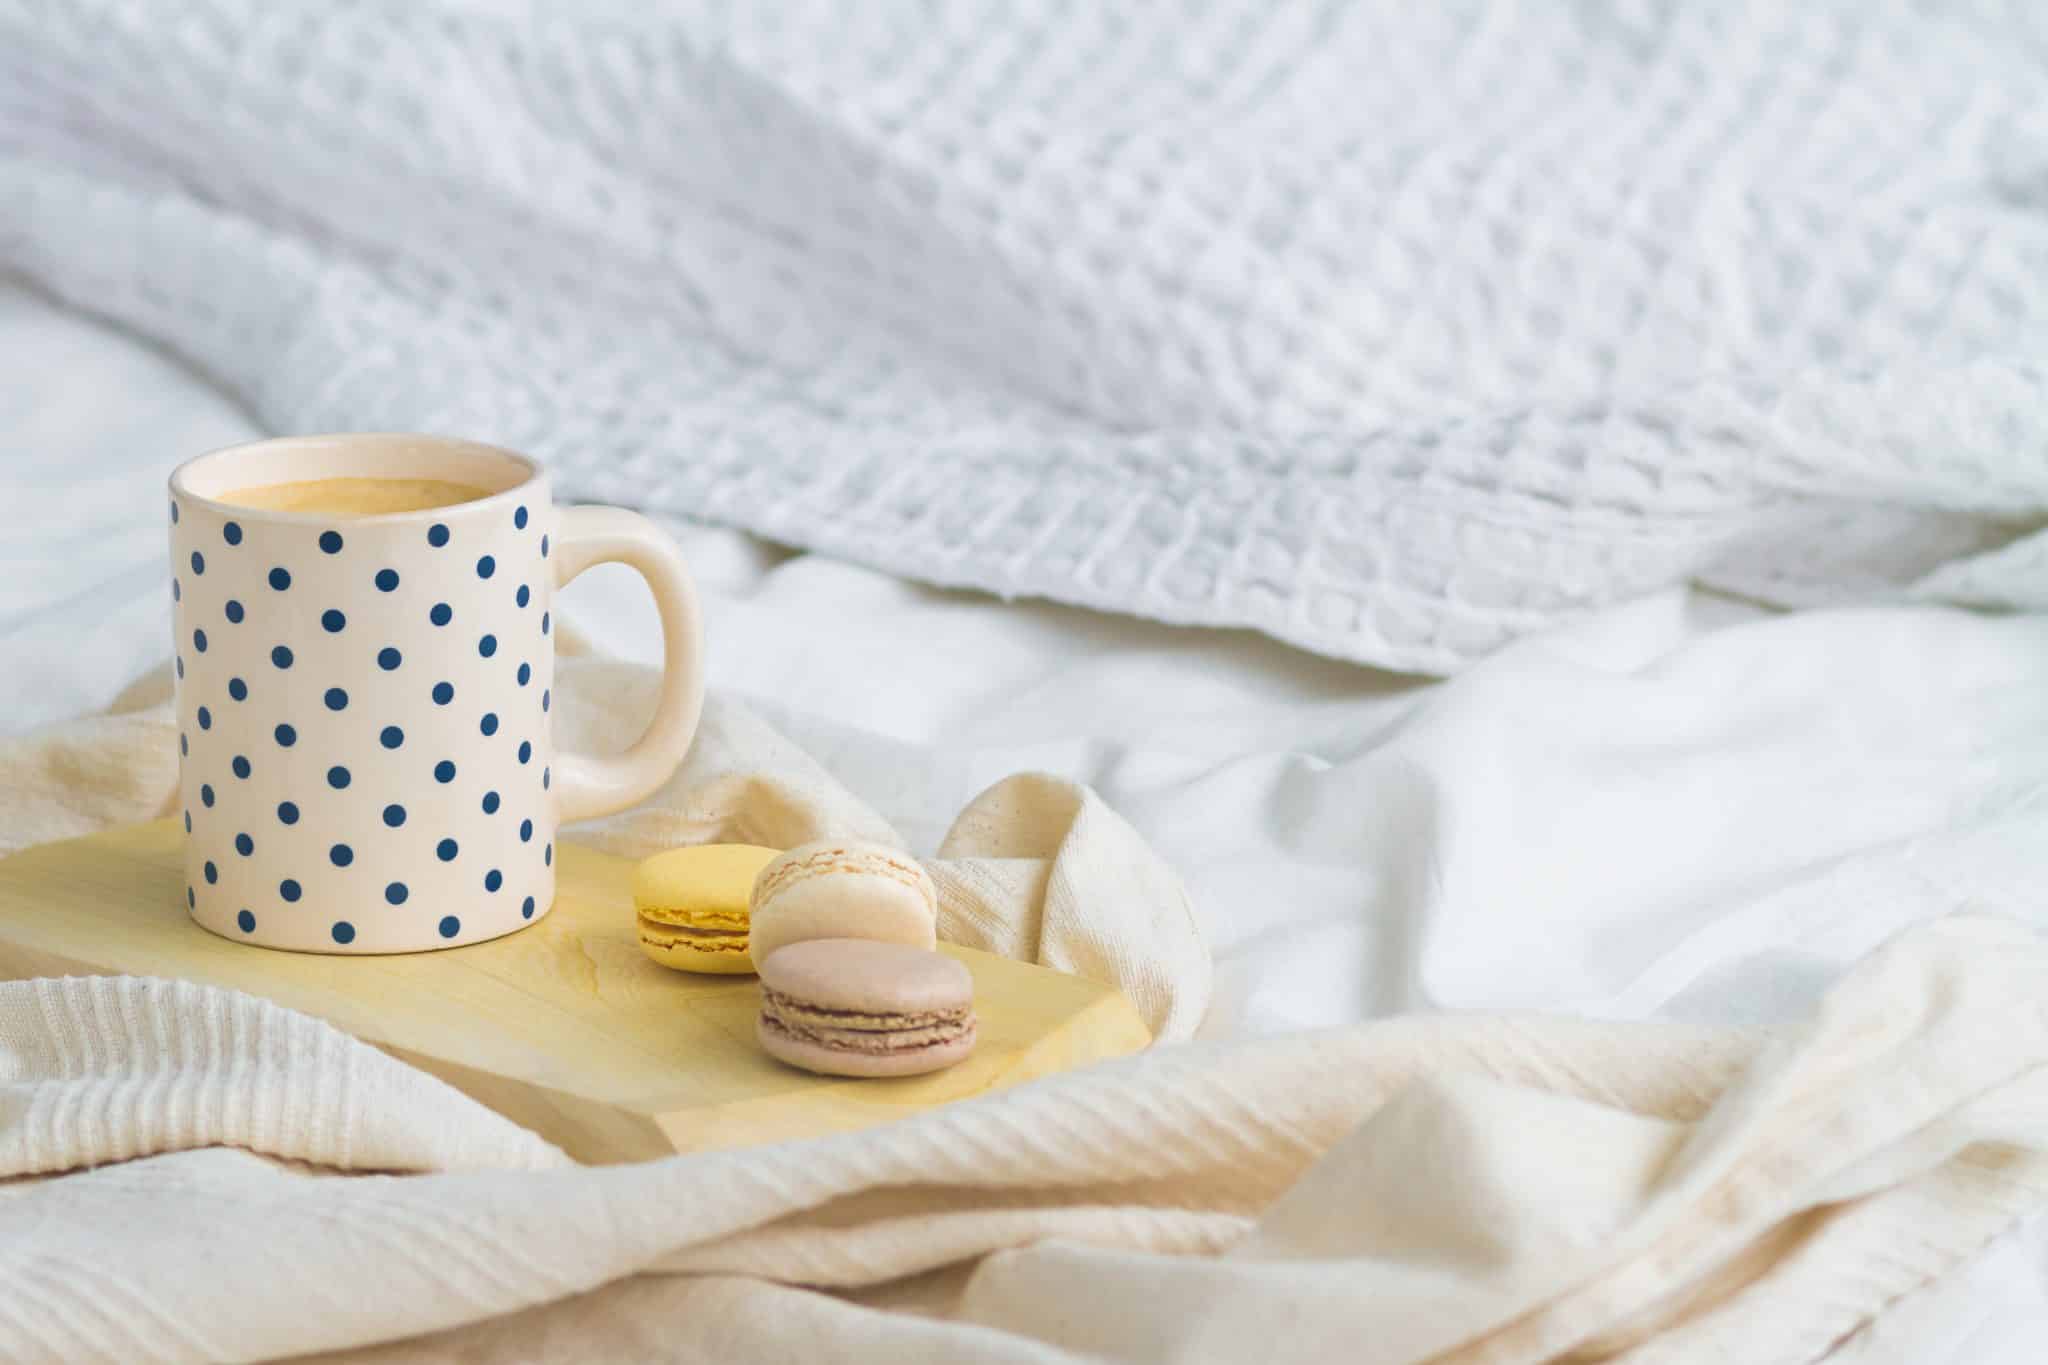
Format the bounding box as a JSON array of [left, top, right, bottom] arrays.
[[0, 820, 1149, 1162]]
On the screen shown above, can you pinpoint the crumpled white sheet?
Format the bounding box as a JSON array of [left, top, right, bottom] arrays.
[[6, 280, 2048, 1358]]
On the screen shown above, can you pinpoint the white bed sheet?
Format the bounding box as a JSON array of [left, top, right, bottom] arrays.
[[4, 279, 2046, 1361]]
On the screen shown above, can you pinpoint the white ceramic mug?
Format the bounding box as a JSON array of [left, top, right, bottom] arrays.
[[167, 434, 704, 953]]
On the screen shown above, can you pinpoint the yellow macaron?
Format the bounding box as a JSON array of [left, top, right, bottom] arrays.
[[633, 844, 781, 974]]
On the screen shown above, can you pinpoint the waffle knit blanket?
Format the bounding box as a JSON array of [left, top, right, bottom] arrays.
[[5, 0, 2047, 671]]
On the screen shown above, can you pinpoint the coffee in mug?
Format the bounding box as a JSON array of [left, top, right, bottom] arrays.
[[216, 478, 492, 517]]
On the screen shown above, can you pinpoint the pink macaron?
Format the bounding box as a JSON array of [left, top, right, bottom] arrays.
[[756, 939, 977, 1078]]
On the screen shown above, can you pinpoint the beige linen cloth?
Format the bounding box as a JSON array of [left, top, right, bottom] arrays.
[[2, 647, 2046, 1362]]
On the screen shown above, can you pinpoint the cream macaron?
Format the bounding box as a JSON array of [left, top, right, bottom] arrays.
[[748, 840, 938, 965]]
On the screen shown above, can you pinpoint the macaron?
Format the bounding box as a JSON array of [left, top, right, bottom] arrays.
[[756, 939, 977, 1077], [633, 843, 781, 974], [748, 840, 938, 966]]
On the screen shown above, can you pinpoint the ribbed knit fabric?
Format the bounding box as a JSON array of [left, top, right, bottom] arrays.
[[6, 2, 2048, 672], [0, 975, 563, 1177], [0, 920, 2044, 1362]]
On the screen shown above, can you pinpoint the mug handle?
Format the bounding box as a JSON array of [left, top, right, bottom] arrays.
[[549, 506, 706, 822]]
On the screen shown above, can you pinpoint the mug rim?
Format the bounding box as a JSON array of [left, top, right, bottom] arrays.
[[169, 432, 545, 526]]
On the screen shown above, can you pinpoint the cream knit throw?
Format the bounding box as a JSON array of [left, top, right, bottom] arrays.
[[2, 655, 2046, 1361], [7, 1, 2048, 673]]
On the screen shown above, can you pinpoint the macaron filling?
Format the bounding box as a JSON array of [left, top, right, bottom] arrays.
[[760, 991, 976, 1054], [638, 912, 749, 952]]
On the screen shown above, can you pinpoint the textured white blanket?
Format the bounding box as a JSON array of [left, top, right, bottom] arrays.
[[5, 0, 2046, 671]]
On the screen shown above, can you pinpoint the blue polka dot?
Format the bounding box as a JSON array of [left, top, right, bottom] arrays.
[[237, 909, 255, 933], [541, 535, 550, 558], [180, 734, 189, 756], [331, 920, 354, 944], [224, 600, 244, 624], [201, 783, 215, 807], [183, 809, 192, 833], [175, 656, 185, 679], [231, 754, 250, 779], [427, 523, 449, 547], [280, 879, 302, 902], [170, 502, 179, 524], [378, 647, 401, 670], [514, 505, 528, 529], [320, 530, 343, 554], [517, 741, 532, 765], [522, 896, 536, 919], [436, 838, 458, 861], [542, 688, 552, 713], [277, 801, 299, 824], [484, 869, 502, 892], [329, 844, 353, 867], [204, 860, 218, 884], [228, 677, 248, 701], [542, 611, 551, 636], [172, 578, 180, 602], [519, 819, 533, 842], [235, 832, 253, 856], [480, 712, 499, 736], [382, 803, 406, 828], [434, 760, 456, 783], [274, 723, 297, 747], [478, 634, 497, 658], [439, 915, 460, 938], [271, 645, 293, 669], [268, 567, 290, 590], [324, 687, 347, 711], [545, 842, 553, 867], [482, 791, 500, 814], [430, 602, 452, 626], [476, 555, 495, 579], [375, 568, 400, 592], [516, 662, 531, 686], [197, 705, 212, 729], [193, 628, 208, 653], [321, 609, 346, 633], [380, 725, 404, 749], [187, 886, 195, 909], [543, 767, 551, 790], [432, 681, 454, 705], [223, 521, 242, 545], [327, 766, 350, 789], [386, 882, 409, 906], [190, 550, 205, 575], [515, 584, 530, 608]]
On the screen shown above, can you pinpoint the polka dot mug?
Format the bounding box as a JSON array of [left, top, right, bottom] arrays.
[[168, 435, 704, 953]]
